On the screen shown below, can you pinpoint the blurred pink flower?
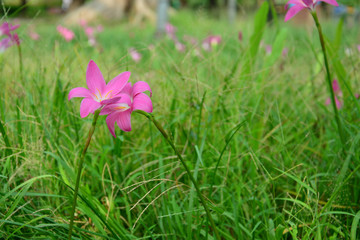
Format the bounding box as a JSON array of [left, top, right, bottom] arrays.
[[202, 35, 222, 51], [285, 0, 339, 22], [183, 35, 198, 46], [68, 60, 131, 118], [100, 81, 153, 136], [129, 48, 142, 62], [357, 45, 360, 53], [79, 19, 87, 27], [29, 30, 40, 40], [238, 31, 243, 42], [325, 79, 343, 109], [265, 45, 272, 55], [57, 25, 75, 42], [0, 22, 19, 37], [175, 41, 186, 52], [165, 23, 176, 39], [96, 25, 103, 33], [0, 37, 13, 53], [282, 47, 289, 58]]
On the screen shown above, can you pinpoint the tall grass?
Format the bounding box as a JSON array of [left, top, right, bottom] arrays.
[[0, 7, 359, 239]]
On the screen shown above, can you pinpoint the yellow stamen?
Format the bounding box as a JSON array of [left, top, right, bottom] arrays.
[[114, 106, 128, 110]]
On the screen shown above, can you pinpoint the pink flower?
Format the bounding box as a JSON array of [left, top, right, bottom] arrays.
[[282, 47, 289, 58], [357, 45, 360, 53], [238, 31, 243, 42], [11, 33, 20, 46], [100, 81, 153, 136], [57, 25, 75, 42], [202, 35, 222, 51], [165, 23, 176, 39], [129, 48, 142, 62], [0, 22, 19, 37], [325, 79, 343, 109], [29, 31, 40, 40], [265, 45, 272, 55], [79, 19, 88, 28], [175, 41, 186, 52], [183, 35, 198, 46], [96, 25, 103, 33], [68, 60, 131, 118], [284, 0, 339, 22], [0, 37, 13, 53]]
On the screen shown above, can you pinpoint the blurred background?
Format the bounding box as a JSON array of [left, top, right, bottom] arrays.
[[1, 0, 359, 29]]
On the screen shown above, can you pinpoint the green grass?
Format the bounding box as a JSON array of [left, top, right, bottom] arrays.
[[0, 6, 360, 240]]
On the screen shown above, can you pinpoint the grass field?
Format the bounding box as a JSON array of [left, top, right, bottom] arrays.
[[1, 4, 360, 240]]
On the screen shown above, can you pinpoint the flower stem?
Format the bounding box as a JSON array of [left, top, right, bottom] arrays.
[[68, 109, 100, 240], [17, 44, 23, 83], [311, 12, 346, 147], [135, 110, 221, 240]]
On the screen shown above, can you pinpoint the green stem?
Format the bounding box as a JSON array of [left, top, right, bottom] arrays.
[[17, 44, 23, 83], [68, 109, 100, 240], [311, 12, 346, 147], [135, 110, 221, 240]]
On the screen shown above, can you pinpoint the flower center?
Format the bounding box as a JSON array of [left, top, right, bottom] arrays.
[[93, 89, 113, 102], [114, 103, 130, 112]]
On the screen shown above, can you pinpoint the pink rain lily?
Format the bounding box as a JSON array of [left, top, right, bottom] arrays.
[[202, 35, 222, 51], [325, 79, 343, 109], [284, 0, 339, 22], [0, 22, 19, 37], [129, 48, 142, 62], [68, 60, 131, 118], [57, 25, 75, 42], [100, 81, 153, 136]]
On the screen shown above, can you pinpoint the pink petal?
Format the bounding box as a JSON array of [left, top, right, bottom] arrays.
[[104, 71, 131, 95], [121, 83, 133, 96], [133, 81, 152, 97], [319, 0, 339, 7], [106, 112, 119, 137], [80, 98, 101, 118], [284, 5, 306, 22], [100, 94, 132, 115], [116, 111, 132, 132], [133, 93, 153, 113], [68, 87, 91, 100], [325, 98, 331, 106], [86, 60, 106, 94], [100, 96, 122, 105]]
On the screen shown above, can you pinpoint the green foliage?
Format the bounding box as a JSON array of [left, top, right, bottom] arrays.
[[0, 9, 359, 240]]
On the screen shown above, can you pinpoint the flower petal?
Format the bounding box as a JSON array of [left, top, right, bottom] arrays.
[[86, 60, 106, 93], [133, 81, 152, 97], [319, 0, 339, 7], [121, 83, 132, 96], [80, 98, 101, 118], [284, 5, 306, 22], [116, 110, 132, 132], [104, 71, 131, 95], [68, 87, 91, 100], [133, 93, 153, 113], [100, 96, 122, 105], [106, 112, 119, 137]]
